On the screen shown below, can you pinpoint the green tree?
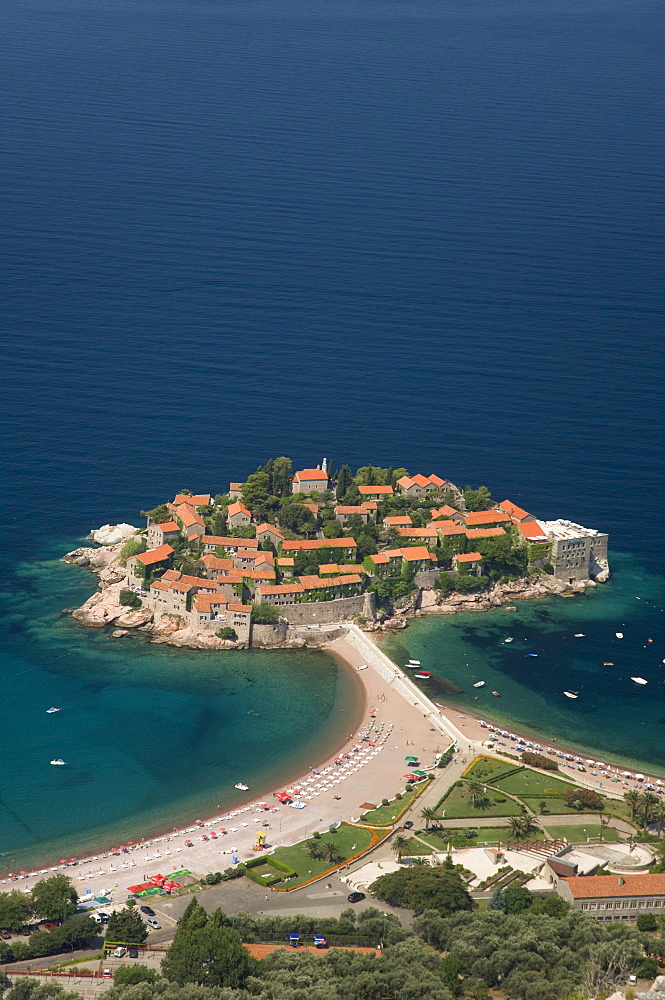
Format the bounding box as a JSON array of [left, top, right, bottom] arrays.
[[421, 807, 437, 831], [563, 787, 604, 811], [279, 504, 315, 535], [119, 588, 142, 609], [120, 536, 148, 563], [624, 789, 640, 821], [636, 913, 658, 932], [215, 626, 237, 640], [0, 891, 33, 931], [106, 905, 149, 944], [391, 834, 410, 861], [139, 504, 172, 523], [212, 511, 227, 536], [503, 885, 534, 914], [336, 464, 352, 500], [323, 520, 344, 539], [30, 875, 78, 922], [466, 778, 485, 809], [370, 866, 473, 915], [241, 472, 273, 515], [3, 982, 82, 1000], [113, 966, 158, 986], [463, 486, 493, 512], [178, 898, 208, 932], [487, 886, 506, 912], [251, 602, 280, 624], [305, 839, 324, 860], [321, 842, 342, 865], [161, 908, 254, 988]]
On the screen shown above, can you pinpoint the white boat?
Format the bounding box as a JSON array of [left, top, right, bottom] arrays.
[[234, 782, 249, 790], [503, 638, 514, 643], [473, 681, 485, 688], [404, 663, 420, 669], [631, 677, 648, 686], [408, 660, 421, 665], [50, 759, 66, 765], [46, 707, 60, 714], [616, 632, 624, 639], [563, 691, 579, 699], [574, 633, 585, 637], [356, 664, 368, 671]]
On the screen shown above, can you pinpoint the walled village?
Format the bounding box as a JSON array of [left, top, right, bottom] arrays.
[[64, 458, 609, 649]]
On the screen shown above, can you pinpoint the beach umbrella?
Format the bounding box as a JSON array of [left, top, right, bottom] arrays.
[[411, 770, 427, 776], [404, 756, 419, 763], [586, 759, 594, 764], [20, 871, 28, 875], [70, 858, 77, 862], [60, 860, 67, 864]]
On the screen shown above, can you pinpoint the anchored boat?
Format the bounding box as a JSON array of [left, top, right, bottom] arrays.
[[631, 677, 648, 686], [50, 759, 66, 765], [564, 691, 579, 699], [473, 681, 485, 688], [234, 782, 249, 790]]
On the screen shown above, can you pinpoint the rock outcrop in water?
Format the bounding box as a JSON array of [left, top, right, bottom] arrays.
[[88, 523, 138, 546]]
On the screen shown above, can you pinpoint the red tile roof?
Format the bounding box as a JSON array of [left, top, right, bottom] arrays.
[[201, 554, 234, 571], [430, 505, 459, 519], [202, 536, 259, 549], [133, 544, 174, 566], [174, 494, 210, 507], [193, 593, 228, 612], [428, 474, 446, 487], [465, 527, 506, 539], [464, 511, 511, 526], [367, 553, 390, 565], [236, 547, 261, 559], [228, 500, 251, 518], [254, 550, 275, 565], [152, 521, 180, 533], [500, 499, 532, 521], [162, 569, 180, 581], [318, 563, 340, 575], [335, 505, 370, 515], [298, 574, 362, 590], [255, 523, 284, 539], [384, 515, 413, 526], [396, 527, 437, 539], [257, 583, 304, 596], [282, 538, 357, 551], [175, 504, 205, 528], [400, 546, 433, 562], [360, 501, 378, 511], [303, 503, 319, 514], [397, 475, 415, 489], [276, 557, 294, 566], [358, 485, 394, 495], [293, 469, 328, 482], [518, 521, 549, 541], [432, 521, 467, 536], [228, 602, 252, 613], [229, 482, 243, 491], [564, 874, 665, 899], [456, 552, 483, 563]]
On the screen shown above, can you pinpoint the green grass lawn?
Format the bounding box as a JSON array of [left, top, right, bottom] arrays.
[[270, 824, 374, 887], [421, 825, 545, 850], [404, 838, 434, 854], [435, 783, 523, 820], [542, 824, 623, 843], [465, 758, 521, 784], [360, 786, 423, 826], [492, 769, 575, 799]]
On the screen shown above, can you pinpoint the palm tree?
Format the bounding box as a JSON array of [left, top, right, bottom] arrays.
[[654, 802, 665, 838], [391, 834, 409, 862], [421, 807, 436, 831], [624, 789, 640, 822], [508, 815, 535, 840], [322, 842, 342, 865], [306, 839, 323, 860], [641, 792, 659, 829], [466, 779, 484, 809]]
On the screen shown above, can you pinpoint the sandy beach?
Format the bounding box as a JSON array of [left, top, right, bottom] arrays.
[[3, 626, 662, 904], [0, 630, 450, 902]]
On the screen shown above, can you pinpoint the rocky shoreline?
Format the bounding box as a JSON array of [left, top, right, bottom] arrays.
[[63, 526, 598, 650]]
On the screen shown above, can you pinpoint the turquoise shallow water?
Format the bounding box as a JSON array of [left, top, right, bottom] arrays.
[[383, 552, 665, 775], [0, 538, 363, 873]]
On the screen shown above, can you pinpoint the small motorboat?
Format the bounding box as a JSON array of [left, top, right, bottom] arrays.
[[492, 691, 501, 697], [405, 663, 419, 669], [528, 653, 538, 657], [414, 672, 431, 680], [564, 691, 579, 699], [235, 782, 249, 790], [408, 659, 421, 665], [473, 681, 485, 688], [356, 664, 368, 671], [574, 633, 585, 637], [616, 632, 624, 639], [504, 638, 514, 643], [603, 661, 614, 666], [46, 707, 60, 714], [50, 759, 66, 765], [631, 677, 648, 686]]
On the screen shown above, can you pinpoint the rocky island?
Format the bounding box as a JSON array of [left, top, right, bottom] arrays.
[[64, 457, 609, 650]]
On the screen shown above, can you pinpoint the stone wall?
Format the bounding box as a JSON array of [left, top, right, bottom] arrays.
[[251, 621, 289, 646], [276, 592, 374, 626], [414, 568, 440, 589]]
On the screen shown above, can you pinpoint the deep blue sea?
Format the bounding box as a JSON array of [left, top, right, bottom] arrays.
[[1, 0, 663, 869]]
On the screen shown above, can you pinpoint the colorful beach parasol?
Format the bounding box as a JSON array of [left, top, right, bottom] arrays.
[[404, 756, 418, 763]]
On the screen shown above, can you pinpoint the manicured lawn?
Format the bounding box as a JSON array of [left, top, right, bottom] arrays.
[[492, 769, 575, 799], [404, 838, 434, 855], [270, 824, 374, 887], [422, 825, 545, 849], [465, 758, 521, 784], [435, 782, 522, 820], [543, 824, 623, 843], [361, 785, 424, 826]]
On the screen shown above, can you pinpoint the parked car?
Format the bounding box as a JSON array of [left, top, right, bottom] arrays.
[[146, 918, 161, 929], [0, 931, 12, 940], [39, 921, 57, 930], [113, 947, 126, 958], [347, 892, 366, 903], [403, 821, 414, 829], [140, 906, 155, 916], [97, 912, 110, 924], [128, 946, 139, 959]]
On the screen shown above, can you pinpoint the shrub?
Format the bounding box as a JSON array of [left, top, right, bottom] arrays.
[[114, 966, 157, 985], [215, 626, 237, 640], [251, 602, 280, 624], [637, 913, 658, 932], [521, 750, 558, 771], [563, 787, 604, 811], [120, 537, 147, 563], [382, 798, 390, 806], [395, 793, 403, 800], [119, 588, 142, 609], [638, 957, 659, 979]]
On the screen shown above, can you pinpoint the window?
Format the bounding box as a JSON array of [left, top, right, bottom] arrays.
[[581, 904, 589, 911]]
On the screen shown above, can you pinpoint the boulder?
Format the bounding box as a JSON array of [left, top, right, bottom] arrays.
[[418, 589, 439, 610], [88, 523, 139, 546], [115, 609, 153, 628], [112, 629, 130, 638]]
